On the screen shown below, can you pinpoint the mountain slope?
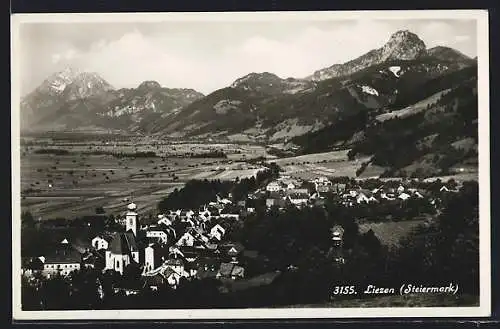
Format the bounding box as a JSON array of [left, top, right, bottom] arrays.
[[153, 54, 475, 142], [20, 70, 204, 132], [20, 30, 477, 142], [291, 63, 478, 178], [20, 68, 114, 130]]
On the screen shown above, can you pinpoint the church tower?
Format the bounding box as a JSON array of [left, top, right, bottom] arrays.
[[327, 225, 345, 264], [126, 202, 138, 236]]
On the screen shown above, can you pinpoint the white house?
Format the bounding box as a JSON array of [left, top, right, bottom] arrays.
[[199, 208, 212, 220], [164, 268, 183, 288], [440, 186, 450, 192], [216, 195, 233, 205], [398, 192, 411, 201], [356, 193, 371, 204], [219, 213, 240, 220], [146, 230, 169, 244], [176, 231, 196, 247], [209, 224, 226, 241], [287, 192, 310, 207], [266, 181, 282, 192], [42, 246, 81, 278], [157, 214, 172, 226], [380, 192, 396, 201], [144, 244, 161, 273], [91, 234, 113, 250], [413, 191, 424, 198]]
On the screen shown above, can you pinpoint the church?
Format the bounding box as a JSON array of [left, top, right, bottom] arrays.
[[104, 202, 140, 274]]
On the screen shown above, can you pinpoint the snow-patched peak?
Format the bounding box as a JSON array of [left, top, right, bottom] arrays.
[[39, 67, 82, 95], [63, 71, 115, 101], [309, 30, 427, 81]]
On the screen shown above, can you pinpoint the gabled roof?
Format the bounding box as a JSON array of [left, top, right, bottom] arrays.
[[165, 258, 184, 266], [94, 232, 114, 242], [109, 232, 138, 255], [44, 246, 81, 264]]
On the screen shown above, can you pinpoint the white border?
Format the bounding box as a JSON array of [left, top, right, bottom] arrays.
[[11, 10, 491, 320]]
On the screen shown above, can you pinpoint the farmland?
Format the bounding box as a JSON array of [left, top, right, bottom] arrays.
[[20, 134, 269, 220], [267, 150, 372, 180], [358, 219, 427, 247]]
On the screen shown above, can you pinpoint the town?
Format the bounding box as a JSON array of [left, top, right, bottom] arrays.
[[20, 161, 479, 309]]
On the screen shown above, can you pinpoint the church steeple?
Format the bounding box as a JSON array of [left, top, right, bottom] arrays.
[[126, 202, 138, 236]]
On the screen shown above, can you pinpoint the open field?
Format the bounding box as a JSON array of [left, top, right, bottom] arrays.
[[358, 219, 427, 247], [20, 142, 268, 220], [269, 150, 351, 166], [375, 89, 450, 122], [268, 150, 374, 180]]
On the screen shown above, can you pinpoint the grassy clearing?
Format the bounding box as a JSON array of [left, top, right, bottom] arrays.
[[20, 142, 268, 220], [376, 89, 450, 122], [358, 220, 426, 247]]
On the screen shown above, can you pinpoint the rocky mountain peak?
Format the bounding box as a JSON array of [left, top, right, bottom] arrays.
[[37, 66, 82, 95], [309, 30, 428, 81], [63, 71, 114, 101], [380, 30, 427, 61]]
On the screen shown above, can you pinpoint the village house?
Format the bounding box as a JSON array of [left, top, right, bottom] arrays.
[[91, 233, 114, 251], [265, 181, 282, 192], [356, 189, 378, 204], [266, 191, 287, 208], [176, 231, 197, 247], [313, 176, 333, 192], [143, 243, 168, 273], [41, 240, 82, 278], [145, 225, 174, 244], [286, 191, 310, 207], [198, 207, 213, 221], [209, 223, 226, 241], [216, 195, 233, 205], [157, 214, 172, 226], [398, 192, 411, 201], [333, 183, 347, 194]]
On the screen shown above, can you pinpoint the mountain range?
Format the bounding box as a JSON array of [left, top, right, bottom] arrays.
[[20, 30, 478, 177]]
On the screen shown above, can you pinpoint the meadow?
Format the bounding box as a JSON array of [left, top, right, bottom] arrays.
[[20, 136, 268, 220]]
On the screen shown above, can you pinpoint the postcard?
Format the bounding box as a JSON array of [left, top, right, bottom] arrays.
[[11, 9, 491, 320]]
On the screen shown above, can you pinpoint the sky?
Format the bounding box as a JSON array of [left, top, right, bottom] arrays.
[[18, 18, 477, 96]]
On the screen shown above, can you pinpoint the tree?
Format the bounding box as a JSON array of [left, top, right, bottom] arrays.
[[95, 207, 105, 215], [22, 211, 35, 228]]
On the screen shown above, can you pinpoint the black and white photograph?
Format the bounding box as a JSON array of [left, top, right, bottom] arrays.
[[11, 10, 491, 319]]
